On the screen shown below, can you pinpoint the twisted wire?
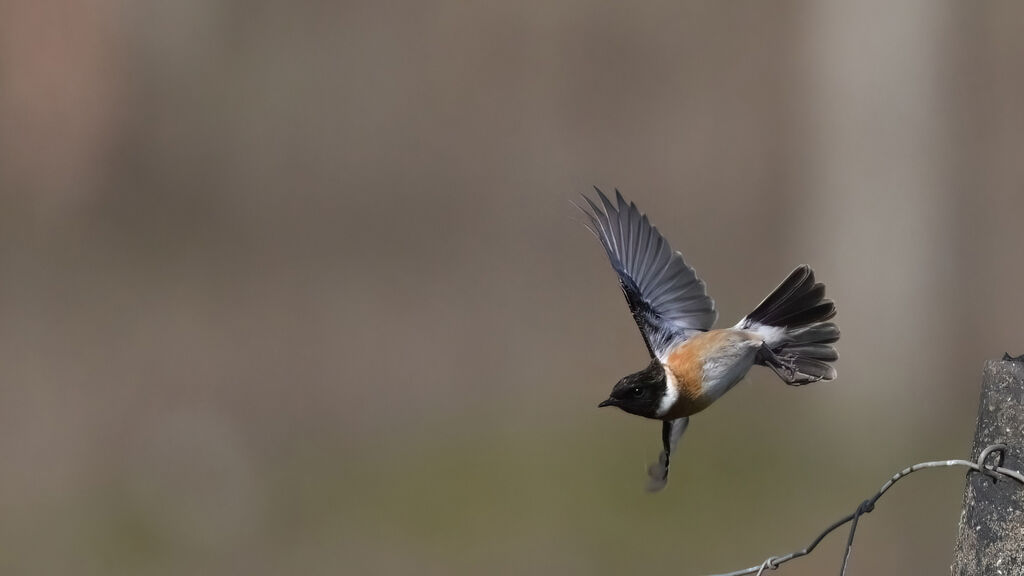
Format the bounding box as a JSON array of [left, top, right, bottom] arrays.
[[706, 444, 1023, 576]]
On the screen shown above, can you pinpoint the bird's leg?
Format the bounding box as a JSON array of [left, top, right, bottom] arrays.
[[758, 343, 794, 379], [758, 343, 819, 385]]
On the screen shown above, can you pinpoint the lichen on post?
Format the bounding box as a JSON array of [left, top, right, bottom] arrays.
[[951, 357, 1024, 576]]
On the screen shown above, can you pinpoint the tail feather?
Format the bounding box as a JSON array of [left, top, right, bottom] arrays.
[[743, 266, 815, 327], [787, 322, 840, 346], [738, 266, 840, 384], [779, 342, 839, 362], [773, 301, 836, 329]]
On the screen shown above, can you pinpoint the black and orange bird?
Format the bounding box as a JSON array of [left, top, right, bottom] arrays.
[[577, 188, 839, 491]]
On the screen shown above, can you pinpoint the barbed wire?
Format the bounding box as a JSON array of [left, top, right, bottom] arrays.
[[704, 443, 1024, 576]]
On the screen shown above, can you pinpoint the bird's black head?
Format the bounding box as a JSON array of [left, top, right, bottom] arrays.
[[598, 359, 666, 419]]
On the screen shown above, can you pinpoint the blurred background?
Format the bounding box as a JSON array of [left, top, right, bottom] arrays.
[[2, 1, 1023, 575]]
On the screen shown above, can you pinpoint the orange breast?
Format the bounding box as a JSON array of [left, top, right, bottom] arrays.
[[663, 330, 746, 417]]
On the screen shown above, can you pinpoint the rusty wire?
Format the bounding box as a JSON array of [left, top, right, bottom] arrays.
[[705, 444, 1024, 576]]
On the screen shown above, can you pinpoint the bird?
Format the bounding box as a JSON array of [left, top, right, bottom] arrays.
[[576, 188, 839, 491]]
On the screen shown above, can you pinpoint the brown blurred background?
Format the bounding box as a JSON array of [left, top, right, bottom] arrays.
[[2, 2, 1023, 575]]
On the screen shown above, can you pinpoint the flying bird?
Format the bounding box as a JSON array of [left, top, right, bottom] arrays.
[[577, 188, 839, 491]]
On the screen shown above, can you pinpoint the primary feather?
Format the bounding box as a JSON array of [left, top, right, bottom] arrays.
[[576, 188, 717, 360]]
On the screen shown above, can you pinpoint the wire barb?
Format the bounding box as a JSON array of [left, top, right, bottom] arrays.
[[705, 444, 1023, 576], [976, 443, 1006, 483], [753, 557, 778, 576]]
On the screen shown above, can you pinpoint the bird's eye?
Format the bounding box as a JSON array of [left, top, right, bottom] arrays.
[[631, 386, 644, 398]]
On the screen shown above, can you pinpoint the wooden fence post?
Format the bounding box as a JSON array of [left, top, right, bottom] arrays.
[[951, 357, 1024, 575]]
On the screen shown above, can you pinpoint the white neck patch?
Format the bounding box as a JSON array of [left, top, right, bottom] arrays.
[[657, 366, 679, 418]]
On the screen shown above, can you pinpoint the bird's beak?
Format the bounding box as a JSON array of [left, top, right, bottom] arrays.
[[598, 398, 615, 408]]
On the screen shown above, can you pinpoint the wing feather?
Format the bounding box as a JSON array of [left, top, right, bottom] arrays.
[[579, 188, 718, 359]]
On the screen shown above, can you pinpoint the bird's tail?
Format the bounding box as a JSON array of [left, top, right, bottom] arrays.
[[736, 265, 839, 384]]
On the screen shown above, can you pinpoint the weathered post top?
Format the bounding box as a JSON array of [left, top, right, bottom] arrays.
[[951, 357, 1024, 576]]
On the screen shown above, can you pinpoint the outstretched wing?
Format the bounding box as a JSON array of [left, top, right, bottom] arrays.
[[576, 187, 717, 360]]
